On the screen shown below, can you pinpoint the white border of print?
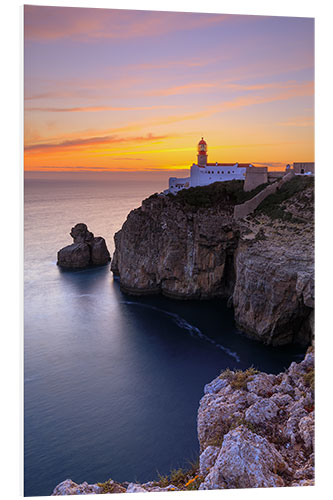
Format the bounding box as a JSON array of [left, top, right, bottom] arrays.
[[1, 1, 331, 500]]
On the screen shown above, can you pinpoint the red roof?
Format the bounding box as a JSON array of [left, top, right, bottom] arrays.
[[198, 137, 207, 145], [206, 163, 252, 167]]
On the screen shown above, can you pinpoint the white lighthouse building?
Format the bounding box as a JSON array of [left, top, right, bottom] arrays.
[[168, 138, 254, 194]]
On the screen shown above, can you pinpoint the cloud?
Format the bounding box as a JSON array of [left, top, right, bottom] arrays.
[[113, 81, 314, 132], [206, 81, 314, 115], [25, 133, 171, 153], [148, 82, 219, 97], [24, 74, 147, 101], [25, 104, 178, 113], [129, 54, 228, 72], [276, 117, 314, 127], [24, 6, 227, 42], [145, 79, 311, 99], [222, 81, 303, 91]]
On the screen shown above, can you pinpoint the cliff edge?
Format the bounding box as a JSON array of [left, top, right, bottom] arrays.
[[111, 177, 314, 346]]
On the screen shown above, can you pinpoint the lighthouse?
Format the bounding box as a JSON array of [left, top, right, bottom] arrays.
[[197, 137, 208, 166], [167, 137, 253, 194]]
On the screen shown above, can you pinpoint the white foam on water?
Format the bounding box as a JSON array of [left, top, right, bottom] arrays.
[[121, 301, 240, 362]]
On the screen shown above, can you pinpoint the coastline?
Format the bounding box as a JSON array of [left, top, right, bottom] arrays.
[[52, 347, 314, 494]]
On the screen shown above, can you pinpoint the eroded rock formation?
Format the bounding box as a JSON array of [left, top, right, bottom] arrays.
[[57, 223, 110, 269], [112, 195, 238, 298], [197, 348, 314, 489]]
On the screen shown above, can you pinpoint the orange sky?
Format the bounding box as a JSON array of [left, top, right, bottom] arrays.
[[24, 6, 314, 176]]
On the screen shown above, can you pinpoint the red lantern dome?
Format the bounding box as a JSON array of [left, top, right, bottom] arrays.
[[198, 137, 207, 155]]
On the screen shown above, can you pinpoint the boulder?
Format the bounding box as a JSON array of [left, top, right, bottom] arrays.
[[199, 426, 289, 490], [57, 223, 110, 269], [52, 479, 102, 495], [245, 398, 279, 426], [90, 236, 110, 266]]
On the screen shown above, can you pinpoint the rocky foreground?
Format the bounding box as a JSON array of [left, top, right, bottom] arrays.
[[57, 223, 110, 269], [112, 177, 314, 345], [52, 348, 314, 494]]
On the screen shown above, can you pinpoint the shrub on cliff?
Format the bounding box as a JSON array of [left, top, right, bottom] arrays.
[[168, 181, 268, 209], [254, 176, 314, 222]]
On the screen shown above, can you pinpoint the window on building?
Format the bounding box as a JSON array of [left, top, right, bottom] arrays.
[[228, 171, 230, 174]]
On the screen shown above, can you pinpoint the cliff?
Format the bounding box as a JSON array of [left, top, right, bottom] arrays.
[[112, 177, 314, 346], [52, 348, 314, 494], [196, 346, 314, 489]]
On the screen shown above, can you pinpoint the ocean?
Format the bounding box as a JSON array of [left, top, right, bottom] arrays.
[[24, 178, 305, 497]]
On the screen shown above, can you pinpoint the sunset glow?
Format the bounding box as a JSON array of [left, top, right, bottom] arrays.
[[24, 6, 314, 176]]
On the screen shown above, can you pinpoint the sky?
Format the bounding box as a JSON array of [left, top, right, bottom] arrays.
[[24, 5, 314, 178]]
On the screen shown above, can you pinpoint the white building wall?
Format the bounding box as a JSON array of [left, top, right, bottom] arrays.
[[168, 163, 247, 194], [168, 176, 191, 193]]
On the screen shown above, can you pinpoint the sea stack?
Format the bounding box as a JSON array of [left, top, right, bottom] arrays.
[[57, 223, 110, 269]]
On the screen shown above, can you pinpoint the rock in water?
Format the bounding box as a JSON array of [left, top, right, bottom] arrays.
[[90, 236, 110, 266], [57, 242, 91, 269], [57, 223, 110, 269]]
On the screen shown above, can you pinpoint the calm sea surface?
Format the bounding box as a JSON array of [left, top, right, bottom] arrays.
[[24, 179, 306, 497]]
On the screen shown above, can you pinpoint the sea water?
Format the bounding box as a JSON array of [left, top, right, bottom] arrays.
[[24, 178, 305, 496]]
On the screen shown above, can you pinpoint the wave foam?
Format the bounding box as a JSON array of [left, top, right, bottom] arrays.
[[121, 301, 240, 362]]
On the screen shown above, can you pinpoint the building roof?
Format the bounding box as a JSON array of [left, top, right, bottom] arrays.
[[206, 162, 252, 168]]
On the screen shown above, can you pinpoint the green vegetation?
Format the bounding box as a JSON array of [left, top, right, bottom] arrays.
[[154, 460, 203, 491], [155, 473, 170, 488], [219, 367, 234, 380], [205, 420, 231, 448], [230, 416, 259, 434], [168, 180, 269, 209], [96, 479, 125, 494], [254, 176, 314, 222], [303, 368, 314, 392], [219, 366, 259, 390]]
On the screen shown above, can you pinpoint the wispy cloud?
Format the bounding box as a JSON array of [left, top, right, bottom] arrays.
[[144, 79, 311, 98], [148, 82, 219, 97], [25, 104, 178, 113], [205, 81, 314, 115], [24, 6, 227, 42], [276, 117, 314, 127], [129, 54, 228, 71], [25, 133, 171, 153], [108, 81, 314, 132]]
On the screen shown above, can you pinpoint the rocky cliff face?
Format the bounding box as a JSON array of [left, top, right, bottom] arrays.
[[52, 349, 314, 494], [232, 226, 314, 346], [112, 179, 314, 346], [112, 194, 238, 299], [197, 347, 314, 489], [57, 223, 110, 269]]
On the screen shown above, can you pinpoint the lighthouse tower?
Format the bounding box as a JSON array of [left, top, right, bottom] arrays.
[[197, 137, 208, 167]]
